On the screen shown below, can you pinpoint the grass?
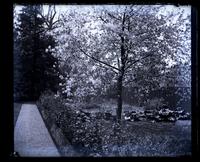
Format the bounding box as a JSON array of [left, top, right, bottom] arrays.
[[97, 120, 191, 156]]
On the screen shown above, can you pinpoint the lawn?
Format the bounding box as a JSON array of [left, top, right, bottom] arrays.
[[89, 119, 191, 157]]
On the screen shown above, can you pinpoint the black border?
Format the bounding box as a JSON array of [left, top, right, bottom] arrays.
[[191, 5, 199, 158], [1, 0, 199, 161]]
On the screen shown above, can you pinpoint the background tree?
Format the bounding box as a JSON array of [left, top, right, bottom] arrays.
[[13, 7, 22, 101], [15, 5, 60, 101], [39, 5, 61, 31]]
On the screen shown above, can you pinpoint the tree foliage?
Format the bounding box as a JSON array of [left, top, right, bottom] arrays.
[[49, 5, 190, 120]]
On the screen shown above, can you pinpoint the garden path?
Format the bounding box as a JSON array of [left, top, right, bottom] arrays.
[[14, 104, 60, 157]]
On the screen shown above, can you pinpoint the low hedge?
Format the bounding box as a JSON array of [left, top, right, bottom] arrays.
[[37, 91, 102, 155]]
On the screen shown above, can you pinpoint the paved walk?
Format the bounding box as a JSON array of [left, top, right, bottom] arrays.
[[14, 104, 60, 157]]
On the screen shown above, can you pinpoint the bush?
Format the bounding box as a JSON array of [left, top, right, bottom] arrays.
[[38, 90, 66, 112], [81, 103, 101, 110], [37, 91, 67, 124], [58, 110, 102, 155], [37, 91, 102, 155], [145, 98, 165, 110]]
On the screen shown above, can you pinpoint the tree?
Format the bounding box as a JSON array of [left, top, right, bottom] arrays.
[[13, 8, 22, 100], [52, 5, 190, 122], [15, 5, 60, 100], [39, 5, 61, 31]]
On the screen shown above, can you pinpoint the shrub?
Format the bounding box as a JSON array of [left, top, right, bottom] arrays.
[[58, 110, 102, 155], [37, 91, 102, 155], [81, 103, 101, 110], [145, 98, 165, 110], [37, 91, 65, 124]]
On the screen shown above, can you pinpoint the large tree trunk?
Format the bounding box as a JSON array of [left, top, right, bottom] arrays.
[[116, 13, 126, 122], [116, 73, 123, 121]]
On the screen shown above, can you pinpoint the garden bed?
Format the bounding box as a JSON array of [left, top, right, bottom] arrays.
[[37, 92, 191, 157]]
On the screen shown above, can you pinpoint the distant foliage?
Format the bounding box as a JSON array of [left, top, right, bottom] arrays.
[[145, 98, 165, 110]]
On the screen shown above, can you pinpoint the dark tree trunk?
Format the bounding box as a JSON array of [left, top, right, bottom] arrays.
[[116, 12, 126, 122], [117, 73, 123, 121], [31, 8, 40, 100], [32, 11, 37, 100]]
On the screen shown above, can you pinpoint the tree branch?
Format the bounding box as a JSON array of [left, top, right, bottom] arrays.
[[125, 53, 153, 71], [95, 63, 118, 74], [70, 51, 118, 74], [107, 12, 121, 21], [79, 48, 121, 72], [38, 5, 59, 31], [99, 16, 108, 23]]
